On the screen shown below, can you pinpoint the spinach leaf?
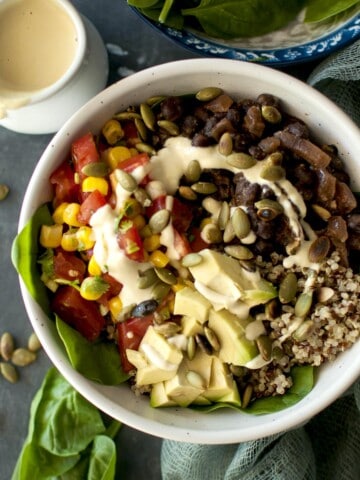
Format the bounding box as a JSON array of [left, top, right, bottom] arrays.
[[56, 317, 129, 385], [181, 0, 306, 38], [11, 203, 53, 316], [304, 0, 360, 23], [11, 368, 121, 480]]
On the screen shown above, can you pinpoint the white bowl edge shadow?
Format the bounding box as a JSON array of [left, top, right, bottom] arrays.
[[17, 59, 360, 444]]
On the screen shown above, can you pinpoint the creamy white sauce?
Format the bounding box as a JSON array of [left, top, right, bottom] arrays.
[[245, 320, 266, 341], [244, 354, 272, 370], [168, 334, 188, 350]]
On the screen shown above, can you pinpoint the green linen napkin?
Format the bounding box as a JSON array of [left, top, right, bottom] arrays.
[[161, 41, 360, 480]]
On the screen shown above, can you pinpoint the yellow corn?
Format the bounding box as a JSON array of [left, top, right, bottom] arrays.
[[76, 226, 95, 251], [82, 176, 109, 196], [88, 256, 102, 276], [52, 202, 69, 224], [61, 231, 79, 251], [123, 198, 143, 218], [63, 203, 82, 227], [143, 234, 161, 252], [39, 224, 63, 248], [149, 250, 169, 268], [106, 145, 132, 171], [102, 119, 124, 145], [132, 214, 146, 231], [108, 296, 123, 322]]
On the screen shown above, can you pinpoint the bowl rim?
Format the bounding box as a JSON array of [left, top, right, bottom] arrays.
[[17, 58, 360, 444]]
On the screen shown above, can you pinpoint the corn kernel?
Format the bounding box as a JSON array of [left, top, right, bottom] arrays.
[[63, 203, 82, 227], [61, 232, 79, 251], [102, 119, 124, 145], [106, 146, 131, 170], [39, 224, 63, 248], [76, 226, 95, 251], [132, 214, 146, 231], [80, 276, 109, 301], [82, 176, 109, 196], [52, 203, 69, 224], [108, 296, 123, 322], [143, 234, 161, 252], [149, 250, 169, 268], [88, 256, 102, 276]]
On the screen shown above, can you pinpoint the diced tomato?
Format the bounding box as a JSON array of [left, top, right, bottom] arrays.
[[77, 190, 107, 225], [146, 195, 193, 233], [120, 152, 150, 173], [50, 160, 79, 206], [71, 132, 100, 180], [188, 227, 208, 253], [51, 285, 105, 341], [117, 223, 145, 262], [122, 121, 140, 142], [173, 228, 192, 258], [53, 250, 86, 282], [117, 314, 154, 372], [97, 273, 123, 306]]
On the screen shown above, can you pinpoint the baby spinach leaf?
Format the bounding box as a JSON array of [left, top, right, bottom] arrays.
[[56, 316, 129, 385], [11, 203, 53, 316], [304, 0, 360, 23], [181, 0, 306, 38], [87, 436, 117, 480]]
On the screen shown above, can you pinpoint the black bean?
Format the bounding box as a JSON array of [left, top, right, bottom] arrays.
[[131, 299, 158, 317]]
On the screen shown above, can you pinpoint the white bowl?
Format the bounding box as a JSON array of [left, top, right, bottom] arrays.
[[17, 59, 360, 444]]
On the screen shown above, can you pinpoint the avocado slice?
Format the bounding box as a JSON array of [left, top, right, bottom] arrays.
[[150, 381, 177, 408], [173, 286, 211, 323], [181, 315, 204, 337], [208, 309, 258, 366], [203, 356, 241, 406]]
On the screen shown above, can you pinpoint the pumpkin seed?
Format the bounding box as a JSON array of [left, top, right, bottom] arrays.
[[157, 120, 180, 136], [204, 325, 220, 351], [151, 281, 171, 302], [239, 259, 256, 272], [195, 86, 223, 102], [261, 105, 282, 124], [191, 181, 217, 195], [0, 184, 9, 201], [287, 238, 301, 255], [134, 187, 152, 207], [114, 111, 141, 121], [308, 236, 330, 263], [231, 208, 251, 239], [223, 219, 236, 243], [226, 152, 256, 169], [154, 322, 181, 337], [181, 252, 203, 268], [279, 272, 298, 304], [202, 196, 221, 216], [11, 348, 36, 367], [224, 244, 253, 260], [0, 332, 15, 361], [179, 185, 197, 201], [260, 164, 285, 181], [131, 299, 158, 317], [312, 204, 331, 221], [317, 286, 335, 303], [186, 370, 206, 389], [217, 201, 230, 230], [255, 199, 284, 221], [134, 117, 148, 141], [265, 298, 280, 319], [0, 362, 18, 383], [149, 208, 170, 233], [256, 335, 272, 361], [154, 267, 177, 285], [195, 333, 212, 355], [242, 384, 253, 409], [294, 292, 313, 318], [81, 162, 109, 177], [185, 159, 201, 183], [135, 142, 156, 155], [140, 102, 156, 131], [146, 95, 167, 106], [201, 223, 222, 244], [137, 268, 158, 289], [115, 169, 137, 192], [28, 333, 41, 353], [266, 151, 283, 165], [187, 336, 197, 360], [292, 319, 314, 342], [218, 132, 233, 156]]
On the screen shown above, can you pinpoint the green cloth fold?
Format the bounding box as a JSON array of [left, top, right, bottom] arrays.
[[161, 41, 360, 480]]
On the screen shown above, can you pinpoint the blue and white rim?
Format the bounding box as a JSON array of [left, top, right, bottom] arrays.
[[139, 13, 360, 66]]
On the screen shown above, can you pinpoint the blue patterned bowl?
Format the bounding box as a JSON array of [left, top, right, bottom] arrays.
[[132, 5, 360, 66]]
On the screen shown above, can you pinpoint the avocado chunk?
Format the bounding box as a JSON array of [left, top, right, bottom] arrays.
[[203, 356, 241, 406], [181, 315, 204, 337], [208, 309, 258, 366], [150, 381, 177, 408], [173, 286, 211, 323]]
